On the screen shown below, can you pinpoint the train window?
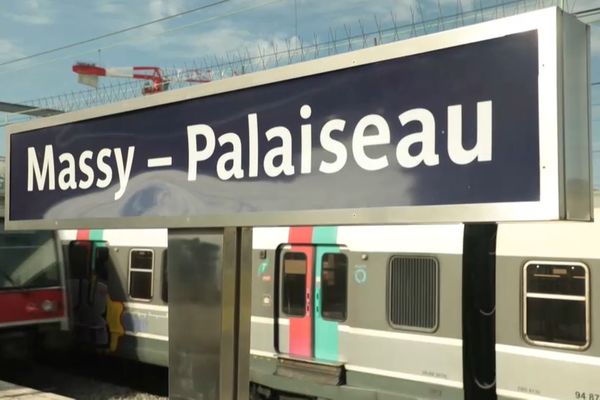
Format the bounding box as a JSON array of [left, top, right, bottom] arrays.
[[95, 247, 109, 281], [129, 249, 154, 300], [321, 253, 347, 321], [388, 256, 439, 331], [282, 252, 307, 317], [0, 228, 60, 288], [68, 242, 91, 280], [524, 261, 589, 349]]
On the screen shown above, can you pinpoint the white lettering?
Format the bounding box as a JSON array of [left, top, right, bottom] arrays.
[[96, 148, 113, 189], [263, 126, 294, 177], [25, 145, 140, 200], [447, 101, 493, 165], [319, 119, 347, 174], [352, 114, 390, 171], [300, 105, 312, 174], [168, 103, 494, 197], [187, 124, 216, 181], [114, 146, 135, 200], [78, 150, 94, 190], [57, 153, 77, 190], [248, 113, 259, 178], [27, 145, 55, 191], [397, 108, 439, 168], [217, 132, 244, 180]]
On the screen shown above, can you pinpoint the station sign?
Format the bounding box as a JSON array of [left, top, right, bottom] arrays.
[[5, 8, 591, 229]]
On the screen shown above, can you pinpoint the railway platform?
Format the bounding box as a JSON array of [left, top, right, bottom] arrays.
[[0, 380, 72, 399]]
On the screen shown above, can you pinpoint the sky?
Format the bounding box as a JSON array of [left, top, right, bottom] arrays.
[[1, 0, 600, 184], [0, 0, 441, 102]]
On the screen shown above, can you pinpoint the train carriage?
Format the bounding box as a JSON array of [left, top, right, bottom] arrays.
[[250, 225, 467, 399], [495, 217, 600, 400], [53, 200, 600, 400], [0, 217, 68, 358], [58, 229, 169, 367]]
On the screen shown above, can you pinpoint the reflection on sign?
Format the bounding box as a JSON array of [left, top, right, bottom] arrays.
[[26, 102, 492, 202]]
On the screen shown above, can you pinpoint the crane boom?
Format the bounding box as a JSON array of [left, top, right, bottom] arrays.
[[72, 63, 166, 94], [72, 63, 211, 95]]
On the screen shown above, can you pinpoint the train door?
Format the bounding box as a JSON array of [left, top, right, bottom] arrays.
[[278, 244, 348, 362], [67, 240, 109, 347]]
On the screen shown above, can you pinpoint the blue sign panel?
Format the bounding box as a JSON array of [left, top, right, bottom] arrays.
[[5, 8, 593, 227], [10, 32, 536, 219]]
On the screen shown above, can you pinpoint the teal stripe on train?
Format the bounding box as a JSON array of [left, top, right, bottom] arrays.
[[313, 226, 340, 361], [89, 229, 104, 241]]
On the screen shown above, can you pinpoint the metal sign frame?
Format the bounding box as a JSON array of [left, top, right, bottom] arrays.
[[5, 7, 591, 230]]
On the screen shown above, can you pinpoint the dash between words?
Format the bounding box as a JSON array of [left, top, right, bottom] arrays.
[[27, 102, 492, 200]]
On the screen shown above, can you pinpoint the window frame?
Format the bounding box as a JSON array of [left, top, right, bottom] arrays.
[[0, 231, 61, 290], [387, 254, 440, 333], [319, 252, 348, 323], [522, 260, 590, 350], [128, 248, 155, 301]]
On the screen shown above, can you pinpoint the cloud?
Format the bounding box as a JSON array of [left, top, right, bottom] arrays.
[[94, 0, 191, 27], [95, 1, 126, 15], [108, 0, 418, 63], [0, 39, 25, 62], [151, 23, 308, 76], [6, 0, 54, 25], [180, 24, 260, 56], [148, 0, 189, 20], [91, 0, 197, 50], [75, 0, 412, 78], [95, 0, 186, 17]]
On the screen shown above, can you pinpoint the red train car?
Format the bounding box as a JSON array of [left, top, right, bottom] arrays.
[[0, 214, 68, 358]]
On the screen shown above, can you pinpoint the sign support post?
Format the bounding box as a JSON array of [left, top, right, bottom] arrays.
[[168, 227, 251, 399], [462, 223, 497, 400]]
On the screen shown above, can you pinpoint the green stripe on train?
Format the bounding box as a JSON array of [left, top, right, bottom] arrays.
[[89, 229, 104, 242], [313, 226, 340, 362]]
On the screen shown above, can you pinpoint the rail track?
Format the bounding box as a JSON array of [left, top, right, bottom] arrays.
[[0, 351, 168, 400]]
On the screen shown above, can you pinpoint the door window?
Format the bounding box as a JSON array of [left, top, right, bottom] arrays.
[[282, 252, 307, 317], [320, 253, 347, 321], [68, 241, 91, 280]]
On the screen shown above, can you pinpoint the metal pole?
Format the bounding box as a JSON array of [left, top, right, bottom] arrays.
[[462, 223, 497, 400]]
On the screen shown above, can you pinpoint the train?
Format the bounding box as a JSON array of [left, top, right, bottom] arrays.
[[1, 196, 596, 398], [59, 229, 168, 366], [0, 215, 68, 359], [40, 195, 598, 400]]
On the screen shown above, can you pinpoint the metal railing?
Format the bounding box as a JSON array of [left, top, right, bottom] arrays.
[[17, 0, 562, 115]]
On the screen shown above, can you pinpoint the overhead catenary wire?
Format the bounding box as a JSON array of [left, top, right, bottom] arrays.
[[0, 0, 285, 77], [0, 0, 230, 68], [3, 0, 599, 78], [7, 0, 600, 112], [0, 0, 539, 78]]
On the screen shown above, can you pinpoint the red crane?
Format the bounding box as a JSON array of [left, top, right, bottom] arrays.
[[72, 63, 211, 95]]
